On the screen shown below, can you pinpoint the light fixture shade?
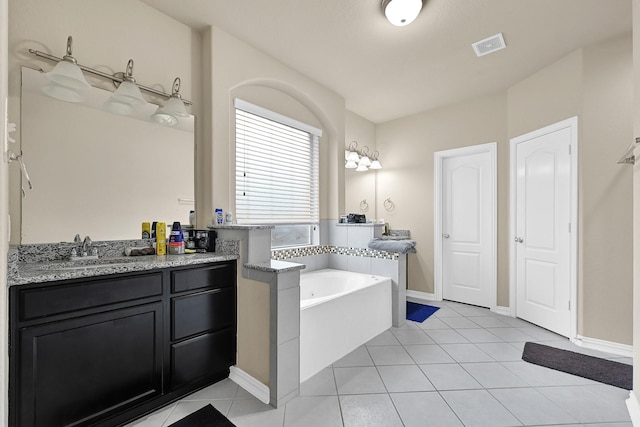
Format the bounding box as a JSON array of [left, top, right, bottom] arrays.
[[359, 155, 372, 167], [103, 100, 134, 116], [151, 77, 189, 126], [45, 60, 91, 91], [42, 36, 91, 102], [151, 96, 189, 126], [356, 163, 369, 172], [369, 160, 382, 169], [384, 0, 423, 26], [110, 80, 146, 106], [346, 151, 360, 162], [151, 108, 178, 127], [42, 82, 84, 103], [345, 160, 358, 169]]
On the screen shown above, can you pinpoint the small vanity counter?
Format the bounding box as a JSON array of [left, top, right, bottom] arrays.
[[10, 252, 238, 286]]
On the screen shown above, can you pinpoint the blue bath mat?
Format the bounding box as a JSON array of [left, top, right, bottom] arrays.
[[406, 302, 440, 323]]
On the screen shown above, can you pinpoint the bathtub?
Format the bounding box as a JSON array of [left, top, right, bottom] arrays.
[[299, 269, 392, 382]]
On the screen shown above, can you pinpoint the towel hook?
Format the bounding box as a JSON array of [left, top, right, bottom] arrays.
[[360, 199, 369, 212], [383, 198, 395, 212]]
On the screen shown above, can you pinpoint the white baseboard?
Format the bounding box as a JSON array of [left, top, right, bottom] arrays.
[[627, 391, 640, 426], [572, 335, 633, 358], [406, 290, 437, 303], [229, 366, 269, 404], [492, 306, 512, 317]]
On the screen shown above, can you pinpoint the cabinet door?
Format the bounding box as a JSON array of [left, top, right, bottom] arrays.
[[17, 303, 163, 427]]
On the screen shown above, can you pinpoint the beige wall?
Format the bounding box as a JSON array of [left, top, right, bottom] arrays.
[[369, 34, 634, 345], [507, 50, 583, 138], [205, 27, 346, 224], [7, 0, 201, 243], [345, 110, 377, 218], [201, 27, 348, 385], [581, 36, 633, 345], [375, 92, 508, 301], [508, 35, 633, 344]]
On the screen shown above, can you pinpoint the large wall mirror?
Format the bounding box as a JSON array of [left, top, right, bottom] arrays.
[[20, 67, 195, 243]]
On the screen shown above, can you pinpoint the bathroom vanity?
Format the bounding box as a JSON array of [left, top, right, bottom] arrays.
[[9, 255, 237, 427]]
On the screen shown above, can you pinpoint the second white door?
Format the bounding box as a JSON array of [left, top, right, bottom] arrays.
[[441, 146, 495, 308], [512, 119, 575, 337]]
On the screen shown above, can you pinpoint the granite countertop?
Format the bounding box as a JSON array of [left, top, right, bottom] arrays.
[[244, 259, 306, 273], [10, 253, 239, 286]]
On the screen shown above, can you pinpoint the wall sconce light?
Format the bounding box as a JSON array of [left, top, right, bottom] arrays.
[[41, 36, 91, 102], [381, 0, 423, 27], [151, 77, 189, 126], [344, 141, 382, 171]]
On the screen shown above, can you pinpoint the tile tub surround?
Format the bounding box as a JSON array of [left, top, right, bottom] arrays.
[[8, 238, 240, 285], [244, 260, 306, 408], [272, 245, 407, 328], [125, 300, 633, 427]]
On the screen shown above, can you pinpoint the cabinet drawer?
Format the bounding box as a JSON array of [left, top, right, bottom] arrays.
[[19, 273, 163, 321], [171, 262, 235, 293], [172, 287, 235, 341], [171, 328, 236, 389]]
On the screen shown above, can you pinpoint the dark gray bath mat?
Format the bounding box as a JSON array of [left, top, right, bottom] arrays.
[[522, 342, 632, 390], [168, 404, 236, 427]]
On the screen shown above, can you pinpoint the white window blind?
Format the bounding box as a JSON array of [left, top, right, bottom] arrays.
[[235, 99, 321, 226]]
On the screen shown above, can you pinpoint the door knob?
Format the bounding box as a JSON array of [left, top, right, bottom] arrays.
[[514, 237, 523, 243], [443, 233, 450, 239]]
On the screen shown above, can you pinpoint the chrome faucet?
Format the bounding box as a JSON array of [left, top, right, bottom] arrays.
[[82, 236, 93, 255], [70, 234, 99, 260]]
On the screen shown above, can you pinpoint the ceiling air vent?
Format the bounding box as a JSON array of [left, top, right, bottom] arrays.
[[472, 33, 506, 57]]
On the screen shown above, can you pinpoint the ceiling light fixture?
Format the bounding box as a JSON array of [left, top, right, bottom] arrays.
[[381, 0, 423, 27]]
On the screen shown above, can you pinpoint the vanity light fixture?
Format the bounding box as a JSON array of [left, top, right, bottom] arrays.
[[41, 36, 91, 102], [28, 36, 193, 110], [381, 0, 423, 27], [105, 60, 147, 115], [151, 77, 189, 126], [344, 141, 382, 171]]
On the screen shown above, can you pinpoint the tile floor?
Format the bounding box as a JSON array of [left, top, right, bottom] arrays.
[[127, 300, 633, 427]]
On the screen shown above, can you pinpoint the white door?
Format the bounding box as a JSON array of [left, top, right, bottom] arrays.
[[513, 123, 574, 337], [441, 148, 494, 308]]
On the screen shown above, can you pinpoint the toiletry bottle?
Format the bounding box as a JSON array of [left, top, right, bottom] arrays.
[[151, 221, 157, 239], [156, 222, 167, 255], [215, 208, 223, 225], [169, 221, 185, 255], [142, 222, 151, 239], [189, 210, 195, 226]]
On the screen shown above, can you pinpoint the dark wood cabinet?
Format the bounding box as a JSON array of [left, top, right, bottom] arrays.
[[10, 260, 237, 427]]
